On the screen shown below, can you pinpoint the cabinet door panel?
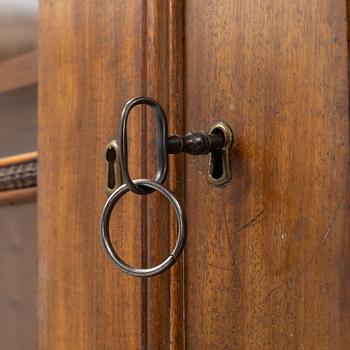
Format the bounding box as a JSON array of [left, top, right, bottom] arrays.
[[38, 1, 350, 349], [184, 1, 349, 349]]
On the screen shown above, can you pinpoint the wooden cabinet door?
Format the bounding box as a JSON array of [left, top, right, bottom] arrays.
[[38, 1, 350, 349]]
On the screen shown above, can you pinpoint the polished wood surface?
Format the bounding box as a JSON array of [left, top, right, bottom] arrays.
[[39, 1, 185, 349], [0, 51, 37, 94], [167, 1, 185, 348], [144, 1, 185, 349], [143, 3, 171, 347], [38, 0, 350, 349], [38, 1, 145, 349], [184, 0, 350, 349]]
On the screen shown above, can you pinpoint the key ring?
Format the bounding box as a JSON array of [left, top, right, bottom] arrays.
[[100, 97, 232, 277], [119, 96, 168, 195], [100, 179, 186, 277]]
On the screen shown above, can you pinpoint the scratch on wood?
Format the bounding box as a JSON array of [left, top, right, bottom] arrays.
[[235, 209, 265, 234], [222, 198, 249, 296], [298, 202, 340, 277], [319, 209, 338, 246]]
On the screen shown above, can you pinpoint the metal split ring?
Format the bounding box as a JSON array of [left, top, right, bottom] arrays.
[[100, 179, 186, 277]]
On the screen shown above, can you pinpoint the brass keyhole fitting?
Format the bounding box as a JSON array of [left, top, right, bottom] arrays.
[[105, 121, 233, 194], [105, 140, 122, 195], [208, 122, 233, 185]]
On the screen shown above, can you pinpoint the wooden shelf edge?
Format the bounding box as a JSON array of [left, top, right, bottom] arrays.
[[0, 151, 38, 167], [0, 51, 38, 94], [0, 187, 37, 206]]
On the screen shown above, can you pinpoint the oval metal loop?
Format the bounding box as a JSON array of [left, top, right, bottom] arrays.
[[100, 179, 186, 277], [119, 97, 168, 194]]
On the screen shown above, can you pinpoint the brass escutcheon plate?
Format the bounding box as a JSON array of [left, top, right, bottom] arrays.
[[207, 122, 233, 185]]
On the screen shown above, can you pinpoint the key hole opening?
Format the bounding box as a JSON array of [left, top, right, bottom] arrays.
[[106, 147, 117, 190], [210, 128, 225, 180]]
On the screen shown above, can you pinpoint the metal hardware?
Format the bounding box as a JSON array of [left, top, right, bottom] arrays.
[[101, 97, 233, 277], [105, 140, 122, 194], [118, 96, 229, 194], [167, 132, 225, 155], [100, 179, 186, 277], [119, 96, 168, 195], [208, 122, 233, 185]]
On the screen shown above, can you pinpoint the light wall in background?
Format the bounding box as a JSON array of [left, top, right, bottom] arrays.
[[0, 0, 38, 59]]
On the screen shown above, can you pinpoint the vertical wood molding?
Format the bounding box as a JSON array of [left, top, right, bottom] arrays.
[[167, 2, 185, 349], [143, 1, 185, 349], [144, 2, 170, 348]]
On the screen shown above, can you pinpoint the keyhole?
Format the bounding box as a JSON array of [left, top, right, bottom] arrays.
[[105, 140, 122, 194], [106, 146, 117, 190], [210, 128, 224, 179]]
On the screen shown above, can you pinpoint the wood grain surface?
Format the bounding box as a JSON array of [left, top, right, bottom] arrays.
[[184, 1, 350, 349], [38, 1, 184, 349], [38, 0, 350, 349], [167, 2, 185, 348], [38, 1, 145, 349], [143, 1, 185, 349]]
